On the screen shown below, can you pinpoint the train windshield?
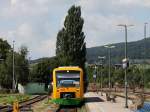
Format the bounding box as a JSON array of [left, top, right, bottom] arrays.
[[56, 70, 80, 87]]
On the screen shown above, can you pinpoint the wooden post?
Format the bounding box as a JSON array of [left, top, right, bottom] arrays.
[[13, 101, 19, 112]]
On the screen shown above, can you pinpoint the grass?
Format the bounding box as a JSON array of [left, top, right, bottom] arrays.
[[0, 94, 31, 105], [50, 98, 84, 106]]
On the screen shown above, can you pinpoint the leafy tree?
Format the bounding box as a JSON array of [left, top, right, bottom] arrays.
[[0, 61, 12, 88], [56, 5, 86, 68], [145, 68, 150, 88], [112, 67, 124, 87], [0, 39, 12, 88], [0, 38, 11, 60], [0, 45, 29, 89], [15, 46, 29, 85], [30, 57, 59, 89]]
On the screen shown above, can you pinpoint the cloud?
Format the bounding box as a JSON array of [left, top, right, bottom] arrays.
[[3, 22, 57, 58], [77, 0, 149, 47], [6, 23, 36, 44], [11, 0, 18, 5], [84, 14, 138, 47], [1, 0, 49, 18], [115, 0, 150, 7], [0, 0, 77, 19], [0, 0, 150, 59], [1, 23, 37, 53], [37, 38, 56, 58]]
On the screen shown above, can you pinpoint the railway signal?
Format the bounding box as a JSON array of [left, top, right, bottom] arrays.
[[93, 66, 98, 93], [0, 53, 3, 61], [93, 65, 97, 87], [122, 58, 129, 69], [93, 72, 97, 79]]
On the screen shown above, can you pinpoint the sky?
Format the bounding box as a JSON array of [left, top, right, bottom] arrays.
[[0, 0, 150, 59]]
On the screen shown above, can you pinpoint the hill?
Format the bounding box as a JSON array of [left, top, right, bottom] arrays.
[[30, 57, 50, 64], [31, 38, 150, 65], [87, 37, 150, 64]]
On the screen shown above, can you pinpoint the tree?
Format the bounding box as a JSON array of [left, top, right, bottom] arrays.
[[30, 57, 59, 90], [127, 65, 142, 92], [112, 67, 124, 87], [0, 45, 29, 89], [56, 5, 86, 68], [0, 60, 12, 88], [0, 38, 11, 60], [0, 39, 12, 88], [15, 46, 29, 85], [56, 5, 87, 91], [145, 68, 150, 88]]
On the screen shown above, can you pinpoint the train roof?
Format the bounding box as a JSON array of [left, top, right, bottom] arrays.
[[54, 66, 82, 71], [58, 66, 79, 68]]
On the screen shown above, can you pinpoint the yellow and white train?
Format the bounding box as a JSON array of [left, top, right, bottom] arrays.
[[52, 66, 84, 105]]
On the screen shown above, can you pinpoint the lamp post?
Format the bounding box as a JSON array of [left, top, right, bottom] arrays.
[[28, 57, 31, 81], [93, 65, 97, 92], [0, 55, 4, 82], [12, 40, 15, 92], [118, 24, 133, 108], [143, 22, 148, 95], [98, 56, 106, 96], [104, 45, 115, 94]]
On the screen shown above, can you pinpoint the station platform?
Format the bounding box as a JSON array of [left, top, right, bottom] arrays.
[[84, 92, 133, 112]]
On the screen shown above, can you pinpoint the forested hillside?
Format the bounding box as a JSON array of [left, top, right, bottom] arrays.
[[31, 38, 150, 65], [87, 37, 150, 64]]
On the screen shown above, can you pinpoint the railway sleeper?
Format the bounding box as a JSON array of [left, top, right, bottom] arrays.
[[20, 105, 33, 112]]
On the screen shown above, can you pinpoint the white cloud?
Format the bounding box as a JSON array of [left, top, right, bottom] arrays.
[[1, 0, 77, 19], [1, 0, 49, 18], [0, 23, 37, 53], [114, 0, 150, 7], [117, 0, 141, 5], [0, 0, 150, 59], [7, 23, 35, 44], [38, 38, 56, 58], [83, 13, 138, 47], [11, 0, 18, 6]]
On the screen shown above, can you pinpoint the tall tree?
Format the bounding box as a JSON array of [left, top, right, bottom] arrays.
[[56, 5, 87, 91], [0, 45, 29, 89], [56, 5, 86, 68], [30, 57, 58, 90], [15, 46, 29, 85], [0, 39, 11, 88], [0, 38, 11, 60]]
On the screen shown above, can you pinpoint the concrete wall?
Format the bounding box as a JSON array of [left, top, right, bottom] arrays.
[[18, 83, 47, 94]]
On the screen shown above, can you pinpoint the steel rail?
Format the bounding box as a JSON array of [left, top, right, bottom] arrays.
[[0, 95, 47, 112]]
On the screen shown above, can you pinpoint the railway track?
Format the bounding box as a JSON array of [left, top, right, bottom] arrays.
[[0, 95, 47, 112], [134, 91, 150, 95], [57, 107, 77, 112]]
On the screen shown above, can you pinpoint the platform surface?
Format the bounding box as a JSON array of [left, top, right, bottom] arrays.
[[84, 92, 133, 112]]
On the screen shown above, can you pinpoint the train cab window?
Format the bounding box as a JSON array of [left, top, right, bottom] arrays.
[[56, 71, 80, 88]]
